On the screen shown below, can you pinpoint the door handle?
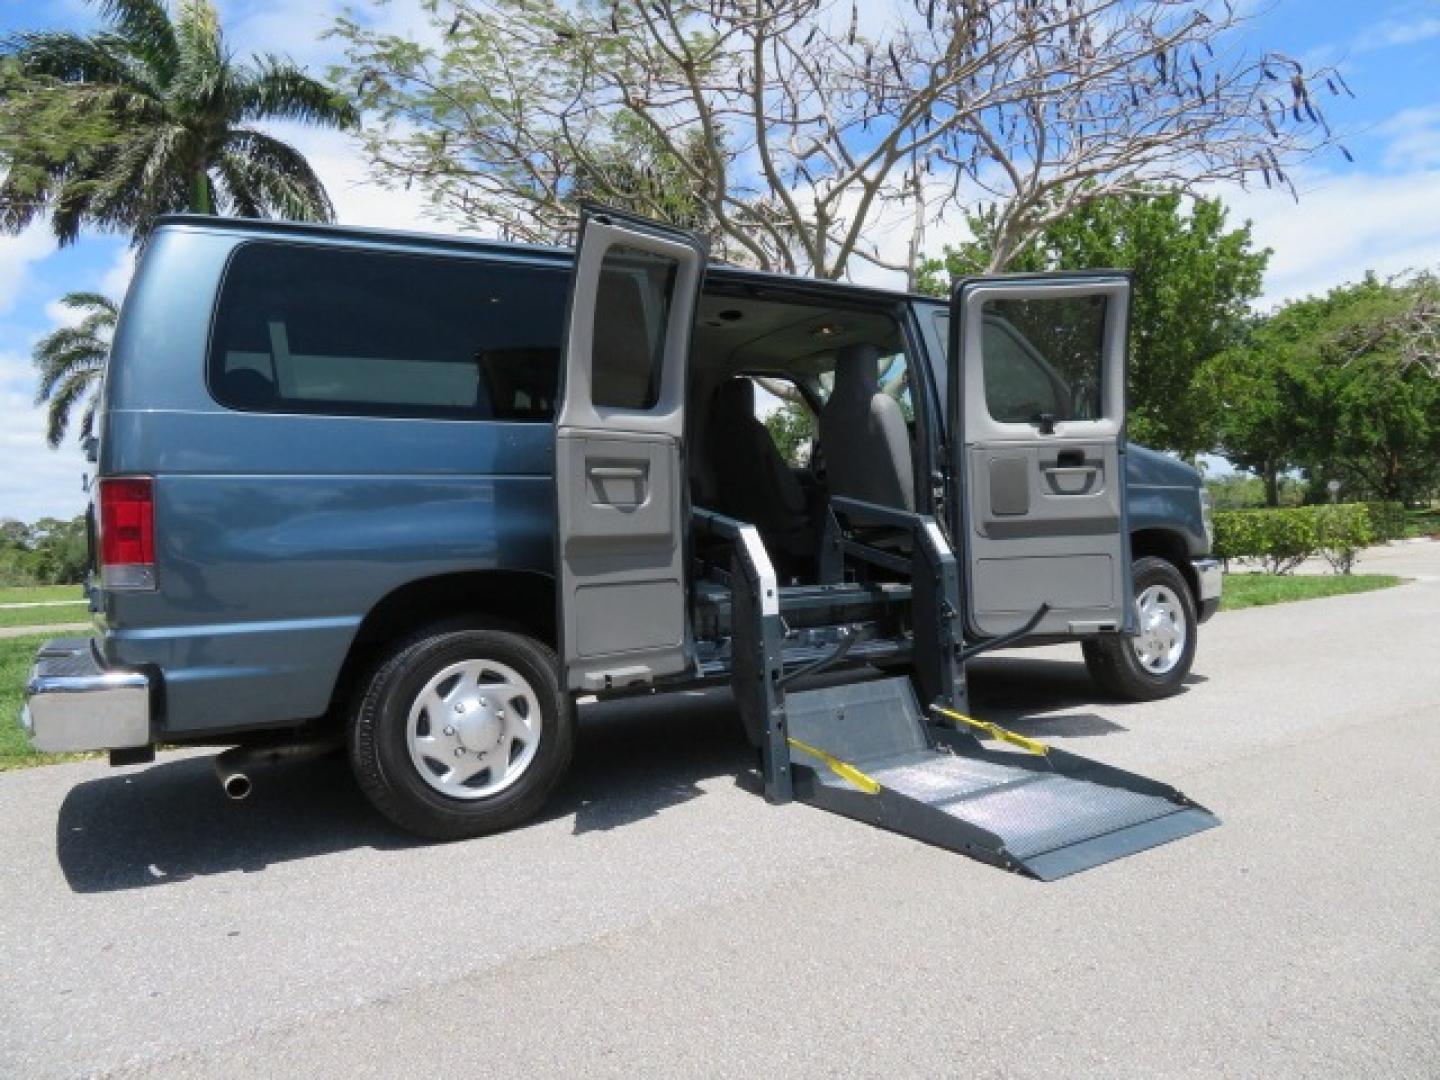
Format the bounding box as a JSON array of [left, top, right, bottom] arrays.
[[588, 465, 646, 480], [1041, 464, 1100, 496]]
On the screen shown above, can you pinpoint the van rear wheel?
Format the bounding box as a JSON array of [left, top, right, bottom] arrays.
[[351, 626, 573, 840]]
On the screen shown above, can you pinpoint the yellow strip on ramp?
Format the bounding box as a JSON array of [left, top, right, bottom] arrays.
[[786, 737, 882, 794], [929, 704, 1051, 757]]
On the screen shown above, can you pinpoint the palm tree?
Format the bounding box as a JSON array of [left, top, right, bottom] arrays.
[[0, 0, 357, 245], [32, 291, 116, 447]]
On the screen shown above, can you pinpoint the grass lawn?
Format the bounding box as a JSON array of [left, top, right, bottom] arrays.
[[0, 584, 85, 604], [0, 604, 90, 629], [1221, 573, 1403, 611], [0, 583, 89, 630], [1404, 508, 1440, 540], [0, 634, 96, 771]]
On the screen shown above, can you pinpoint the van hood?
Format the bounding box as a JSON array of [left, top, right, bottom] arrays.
[[1127, 442, 1201, 488]]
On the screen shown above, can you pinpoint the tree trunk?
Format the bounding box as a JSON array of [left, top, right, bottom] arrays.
[[191, 169, 212, 214], [1263, 465, 1280, 507], [904, 165, 925, 292]]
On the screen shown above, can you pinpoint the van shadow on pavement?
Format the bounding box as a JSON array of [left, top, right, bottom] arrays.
[[967, 655, 1206, 739], [54, 690, 754, 895], [55, 656, 1172, 893], [55, 753, 419, 894], [546, 689, 754, 835]]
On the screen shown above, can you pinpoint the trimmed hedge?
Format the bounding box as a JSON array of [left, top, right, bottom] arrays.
[[1362, 501, 1407, 543], [1314, 505, 1374, 574], [1213, 503, 1391, 574]]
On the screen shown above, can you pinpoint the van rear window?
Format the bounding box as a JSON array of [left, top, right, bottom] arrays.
[[209, 242, 566, 420]]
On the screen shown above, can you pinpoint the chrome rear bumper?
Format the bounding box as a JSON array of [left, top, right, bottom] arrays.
[[20, 638, 152, 753]]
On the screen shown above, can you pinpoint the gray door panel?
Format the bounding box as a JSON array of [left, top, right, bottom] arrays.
[[559, 430, 685, 665], [555, 210, 705, 690], [950, 275, 1134, 638]]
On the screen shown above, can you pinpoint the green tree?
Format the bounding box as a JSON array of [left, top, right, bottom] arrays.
[[1197, 318, 1319, 506], [1, 0, 356, 245], [0, 520, 32, 549], [566, 113, 722, 244], [762, 401, 815, 467], [1302, 276, 1440, 504], [32, 291, 116, 447], [917, 192, 1268, 458], [1204, 274, 1440, 506], [29, 516, 90, 584], [0, 515, 89, 585]]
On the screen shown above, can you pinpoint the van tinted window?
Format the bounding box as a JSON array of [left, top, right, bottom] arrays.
[[209, 243, 566, 420]]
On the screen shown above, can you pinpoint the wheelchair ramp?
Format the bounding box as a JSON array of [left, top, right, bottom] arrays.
[[785, 677, 1218, 880]]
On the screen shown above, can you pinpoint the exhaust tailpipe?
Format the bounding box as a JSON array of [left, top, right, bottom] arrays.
[[214, 735, 343, 801], [219, 765, 253, 801], [218, 771, 250, 800]]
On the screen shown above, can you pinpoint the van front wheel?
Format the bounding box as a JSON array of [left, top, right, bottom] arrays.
[[351, 626, 573, 840], [1082, 556, 1197, 702]]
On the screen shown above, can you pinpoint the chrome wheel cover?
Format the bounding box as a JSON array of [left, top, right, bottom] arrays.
[[406, 658, 542, 799], [1131, 584, 1187, 675]]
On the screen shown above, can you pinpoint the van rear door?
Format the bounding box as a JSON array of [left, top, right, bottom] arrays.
[[554, 208, 706, 691], [948, 274, 1135, 639]]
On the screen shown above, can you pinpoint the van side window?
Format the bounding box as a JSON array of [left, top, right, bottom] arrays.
[[209, 243, 566, 420], [980, 296, 1106, 422], [590, 245, 677, 410], [932, 308, 1097, 423], [979, 318, 1064, 423]]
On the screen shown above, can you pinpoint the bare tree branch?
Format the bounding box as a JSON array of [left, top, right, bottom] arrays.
[[331, 0, 1353, 279]]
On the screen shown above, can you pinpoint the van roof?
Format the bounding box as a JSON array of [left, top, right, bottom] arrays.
[[152, 213, 944, 307]]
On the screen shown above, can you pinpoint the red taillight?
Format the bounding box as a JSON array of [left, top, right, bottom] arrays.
[[99, 477, 156, 589]]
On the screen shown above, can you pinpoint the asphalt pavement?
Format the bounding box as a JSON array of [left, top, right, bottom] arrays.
[[2, 545, 1437, 1078]]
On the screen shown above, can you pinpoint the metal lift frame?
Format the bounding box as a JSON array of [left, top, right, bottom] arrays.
[[692, 499, 1219, 880], [694, 497, 968, 803]]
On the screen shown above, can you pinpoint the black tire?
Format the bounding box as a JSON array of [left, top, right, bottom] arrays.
[[1082, 556, 1198, 702], [350, 625, 574, 840]]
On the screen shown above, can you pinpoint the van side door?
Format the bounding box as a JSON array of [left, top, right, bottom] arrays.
[[554, 208, 706, 691], [949, 274, 1135, 639]]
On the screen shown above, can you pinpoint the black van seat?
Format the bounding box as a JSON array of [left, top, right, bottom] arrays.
[[706, 378, 813, 562]]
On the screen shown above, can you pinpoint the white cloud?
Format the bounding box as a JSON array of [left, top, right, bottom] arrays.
[[0, 351, 89, 523], [223, 0, 347, 71], [0, 225, 55, 317], [223, 0, 441, 71], [101, 245, 137, 300], [1217, 166, 1440, 305], [268, 122, 470, 236], [38, 247, 133, 339], [1377, 104, 1440, 170], [1355, 14, 1440, 51], [42, 297, 87, 329]]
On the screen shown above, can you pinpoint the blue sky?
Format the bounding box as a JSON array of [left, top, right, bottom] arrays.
[[1, 0, 1438, 522]]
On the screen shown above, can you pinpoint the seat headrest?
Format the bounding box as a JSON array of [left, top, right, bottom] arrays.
[[713, 377, 755, 420], [833, 343, 882, 398]]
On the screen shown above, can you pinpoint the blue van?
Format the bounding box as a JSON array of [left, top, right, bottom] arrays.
[[21, 210, 1220, 876]]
